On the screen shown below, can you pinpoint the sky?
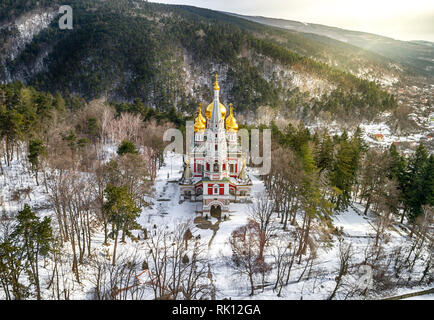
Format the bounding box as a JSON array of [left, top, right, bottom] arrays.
[[148, 0, 434, 42]]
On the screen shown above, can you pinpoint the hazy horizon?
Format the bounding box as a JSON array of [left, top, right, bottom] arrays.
[[149, 0, 434, 42]]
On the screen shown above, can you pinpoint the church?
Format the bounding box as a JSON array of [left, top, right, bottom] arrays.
[[179, 75, 252, 217]]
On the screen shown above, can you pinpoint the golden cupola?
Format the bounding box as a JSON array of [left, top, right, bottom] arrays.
[[205, 74, 226, 120], [206, 102, 226, 120], [194, 103, 206, 132], [225, 103, 238, 131]]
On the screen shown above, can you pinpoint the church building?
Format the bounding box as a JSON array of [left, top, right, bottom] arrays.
[[179, 75, 252, 217]]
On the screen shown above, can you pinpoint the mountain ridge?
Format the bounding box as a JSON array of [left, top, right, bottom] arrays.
[[229, 13, 434, 78], [0, 0, 408, 127]]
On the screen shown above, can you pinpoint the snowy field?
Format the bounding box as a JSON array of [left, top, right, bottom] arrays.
[[0, 147, 432, 300]]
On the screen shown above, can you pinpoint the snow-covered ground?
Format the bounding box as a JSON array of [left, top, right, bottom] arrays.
[[0, 148, 432, 300], [132, 153, 432, 300]]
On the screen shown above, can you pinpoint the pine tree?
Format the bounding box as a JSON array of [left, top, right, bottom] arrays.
[[0, 106, 23, 166], [405, 145, 433, 224], [28, 139, 46, 185], [388, 143, 407, 222], [298, 143, 333, 257], [117, 140, 139, 156], [10, 204, 52, 299], [0, 240, 28, 300], [330, 133, 359, 212], [104, 184, 141, 265], [315, 134, 334, 173]]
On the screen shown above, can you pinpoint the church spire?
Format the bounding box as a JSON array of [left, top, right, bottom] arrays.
[[205, 73, 226, 120], [213, 73, 220, 91], [210, 73, 222, 127]]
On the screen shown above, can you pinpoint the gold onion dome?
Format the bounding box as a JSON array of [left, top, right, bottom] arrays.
[[194, 103, 206, 132], [225, 103, 238, 131], [205, 102, 226, 120]]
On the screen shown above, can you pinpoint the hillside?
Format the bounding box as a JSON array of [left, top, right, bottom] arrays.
[[233, 14, 434, 78], [0, 0, 400, 126]]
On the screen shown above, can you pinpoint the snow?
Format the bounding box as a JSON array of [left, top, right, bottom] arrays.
[[0, 146, 431, 300]]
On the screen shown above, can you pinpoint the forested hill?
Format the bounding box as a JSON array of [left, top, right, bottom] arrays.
[[233, 14, 434, 78], [1, 0, 399, 124]]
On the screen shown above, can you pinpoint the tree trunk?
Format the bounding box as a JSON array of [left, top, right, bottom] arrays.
[[363, 197, 371, 215], [249, 273, 255, 296], [112, 231, 119, 266]]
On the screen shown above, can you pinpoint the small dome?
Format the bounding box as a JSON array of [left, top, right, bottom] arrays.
[[205, 102, 227, 120], [225, 103, 238, 131], [194, 104, 206, 132]]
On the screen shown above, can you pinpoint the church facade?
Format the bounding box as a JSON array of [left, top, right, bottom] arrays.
[[179, 75, 252, 217]]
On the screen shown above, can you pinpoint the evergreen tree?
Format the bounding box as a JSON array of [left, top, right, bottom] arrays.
[[405, 145, 433, 223], [10, 204, 53, 300], [0, 240, 28, 300], [117, 140, 139, 156], [0, 106, 23, 165], [315, 134, 334, 173], [388, 143, 407, 222], [104, 184, 141, 265], [298, 143, 333, 257], [330, 132, 360, 212], [28, 139, 46, 185]]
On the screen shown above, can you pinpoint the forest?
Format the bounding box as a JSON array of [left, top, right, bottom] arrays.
[[2, 0, 398, 125], [0, 81, 432, 299]]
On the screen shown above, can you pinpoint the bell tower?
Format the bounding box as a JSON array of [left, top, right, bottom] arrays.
[[204, 74, 228, 181]]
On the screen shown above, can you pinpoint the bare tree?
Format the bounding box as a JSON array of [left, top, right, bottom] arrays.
[[106, 112, 143, 145], [248, 195, 276, 260], [263, 145, 303, 229], [329, 240, 352, 300], [142, 221, 212, 300], [271, 230, 299, 296], [228, 220, 272, 296]]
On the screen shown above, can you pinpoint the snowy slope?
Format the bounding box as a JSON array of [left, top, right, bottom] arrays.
[[0, 147, 431, 300]]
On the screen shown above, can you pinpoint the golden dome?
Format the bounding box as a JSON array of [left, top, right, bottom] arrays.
[[205, 102, 226, 120], [225, 103, 238, 131], [194, 103, 206, 132]]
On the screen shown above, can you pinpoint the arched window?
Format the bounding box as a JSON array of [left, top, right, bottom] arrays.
[[213, 161, 219, 172], [213, 184, 219, 195]]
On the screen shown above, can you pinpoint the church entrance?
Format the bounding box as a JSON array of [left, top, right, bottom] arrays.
[[210, 204, 222, 219]]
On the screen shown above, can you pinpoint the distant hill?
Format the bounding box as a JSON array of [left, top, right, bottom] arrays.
[[231, 14, 434, 78]]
